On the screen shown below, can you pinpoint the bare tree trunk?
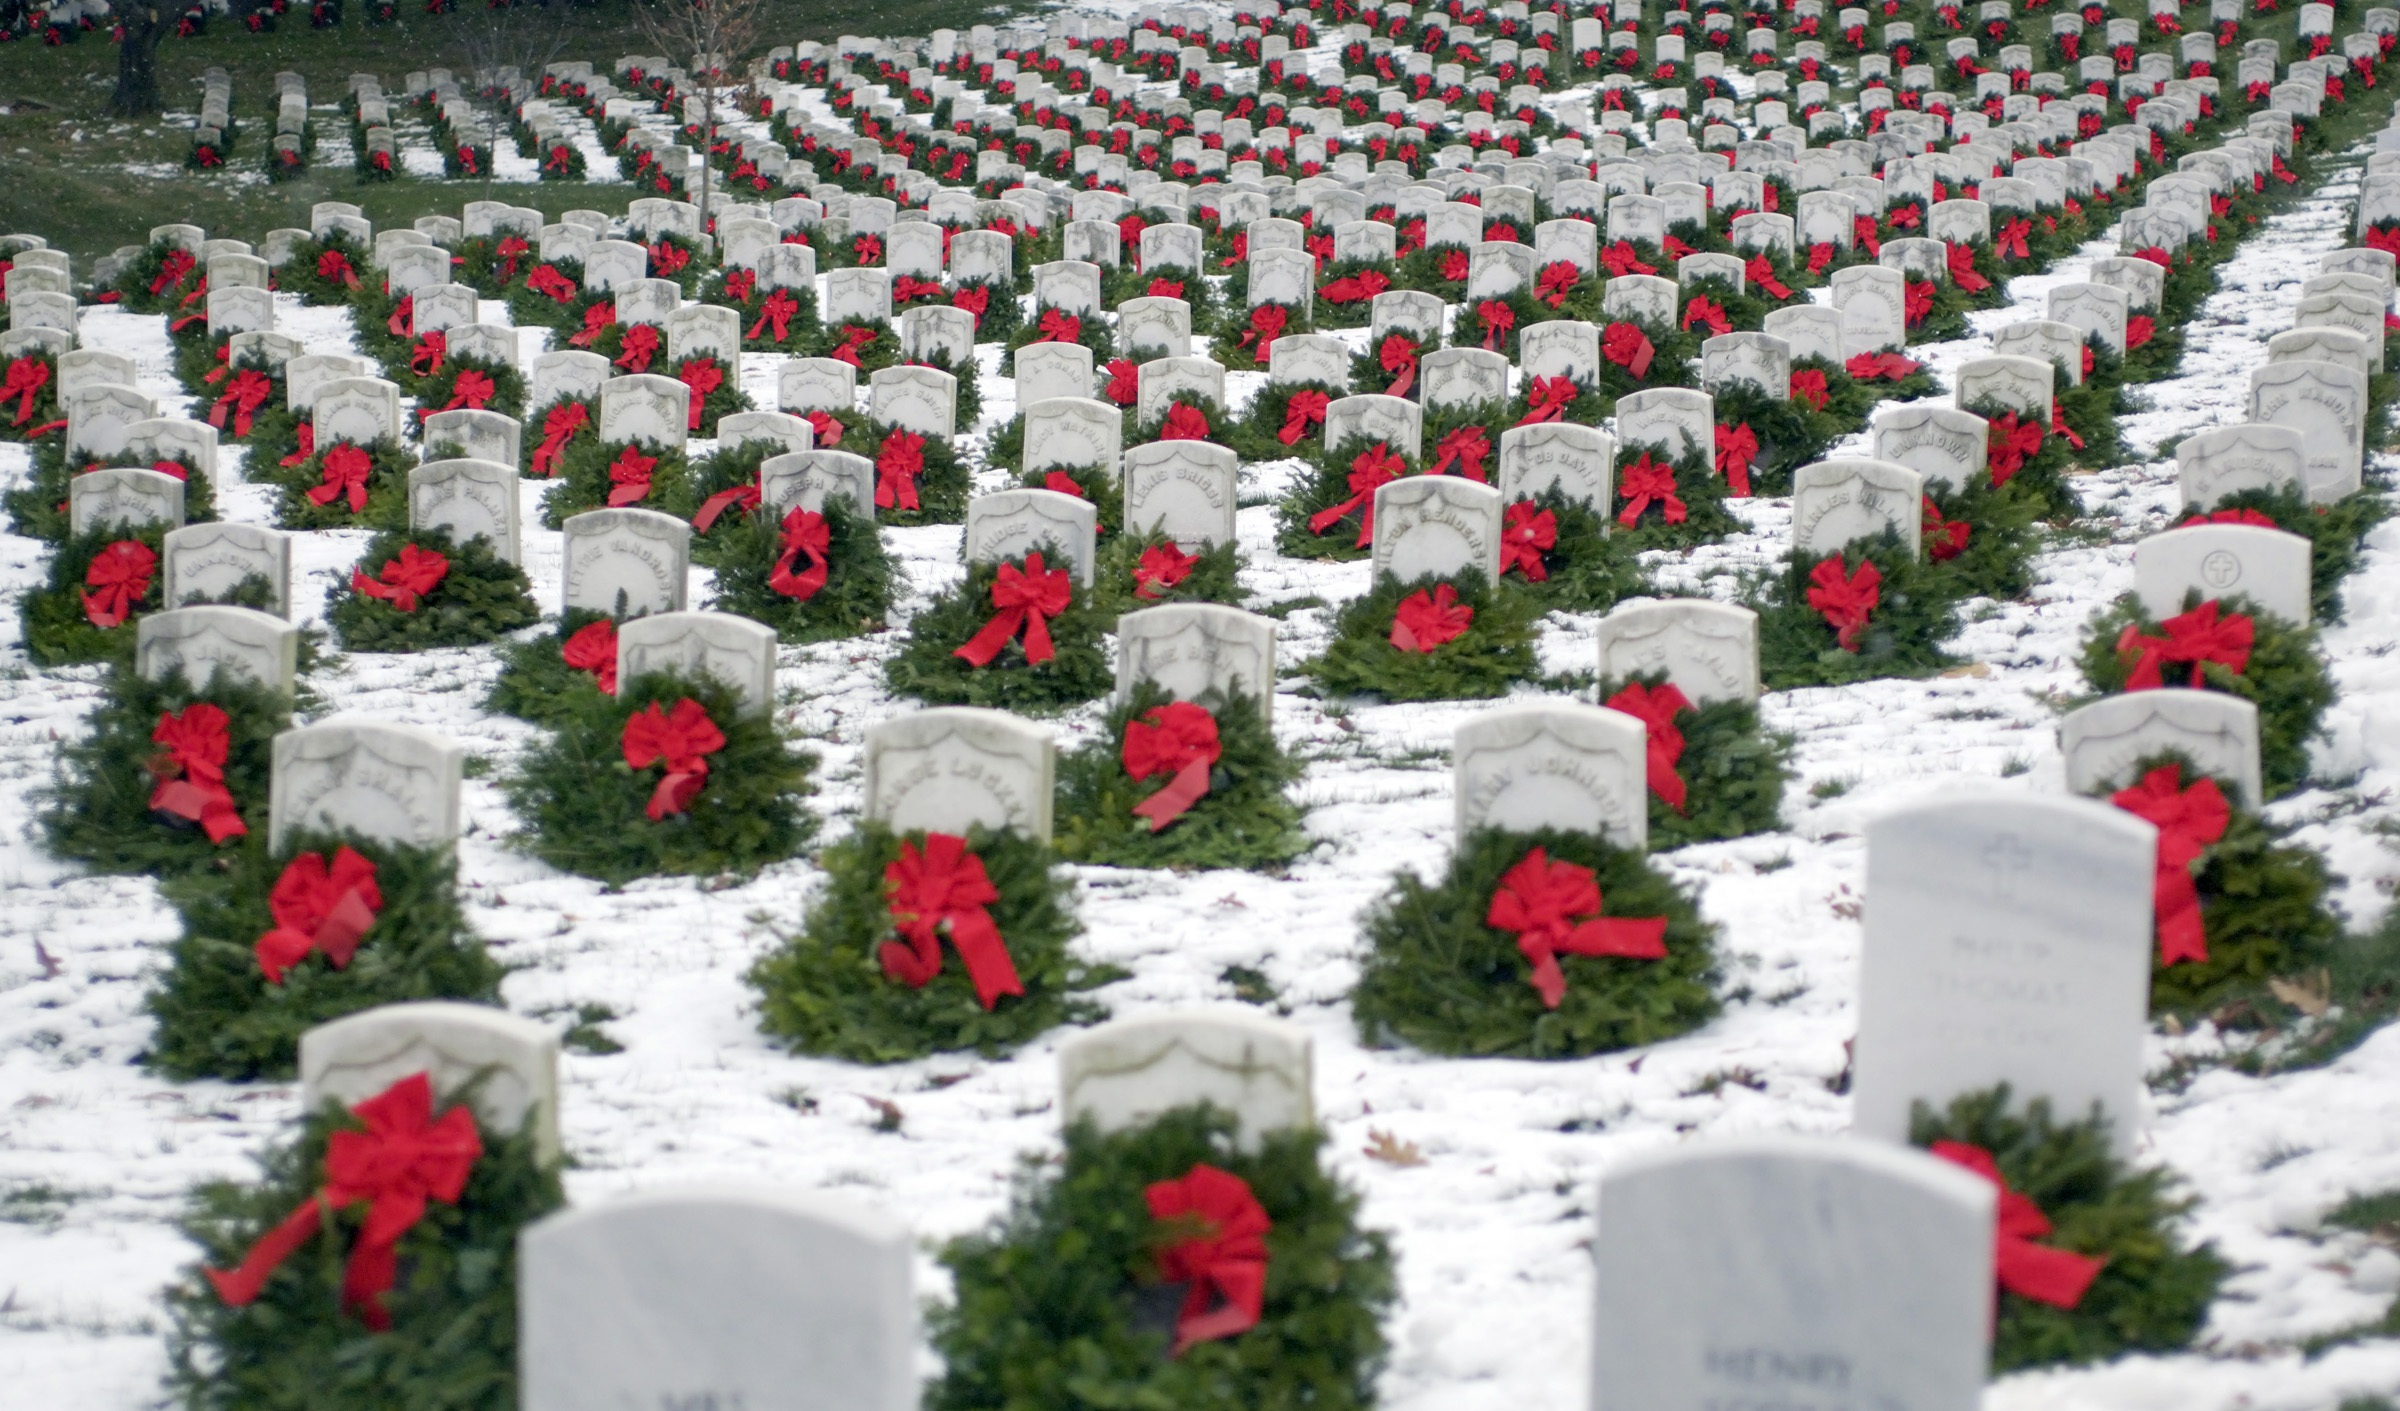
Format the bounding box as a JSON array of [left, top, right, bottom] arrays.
[[697, 82, 715, 231], [109, 3, 165, 118]]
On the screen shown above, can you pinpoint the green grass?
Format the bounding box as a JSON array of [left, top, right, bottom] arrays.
[[0, 0, 1037, 260]]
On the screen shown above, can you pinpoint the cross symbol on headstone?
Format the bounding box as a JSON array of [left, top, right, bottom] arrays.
[[1983, 835, 2033, 903]]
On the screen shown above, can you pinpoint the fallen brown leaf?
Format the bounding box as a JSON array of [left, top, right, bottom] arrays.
[[1362, 1128, 1426, 1167], [2269, 969, 2333, 1018]]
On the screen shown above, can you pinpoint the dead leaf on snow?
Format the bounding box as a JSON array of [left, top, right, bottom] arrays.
[[1363, 1128, 1426, 1167], [2269, 969, 2333, 1018]]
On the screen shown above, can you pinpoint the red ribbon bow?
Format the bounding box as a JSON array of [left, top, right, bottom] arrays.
[[875, 428, 927, 511], [444, 371, 495, 411], [648, 240, 691, 276], [1787, 368, 1830, 412], [1277, 389, 1330, 446], [561, 619, 617, 692], [622, 697, 726, 820], [769, 507, 832, 602], [252, 846, 382, 983], [1377, 335, 1419, 396], [614, 324, 661, 373], [350, 544, 449, 613], [1487, 847, 1668, 1008], [893, 275, 944, 304], [1428, 425, 1491, 481], [1161, 403, 1210, 440], [1601, 241, 1657, 277], [1239, 303, 1288, 358], [1922, 496, 1971, 561], [1930, 1141, 2107, 1311], [1714, 422, 1759, 497], [1807, 555, 1881, 651], [1743, 254, 1792, 299], [1516, 375, 1578, 426], [1681, 297, 1731, 336], [1134, 542, 1200, 599], [1475, 299, 1517, 350], [2126, 316, 2155, 351], [1602, 321, 1655, 379], [954, 552, 1073, 667], [1035, 308, 1083, 344], [148, 702, 247, 843], [1904, 280, 1936, 326], [829, 325, 879, 368], [209, 368, 273, 437], [746, 289, 800, 343], [1846, 351, 1922, 381], [1985, 412, 2045, 488], [532, 403, 589, 476], [409, 331, 447, 378], [2115, 600, 2253, 690], [4, 356, 50, 425], [805, 410, 845, 448], [494, 236, 529, 284], [1945, 242, 1991, 292], [676, 357, 724, 431], [81, 539, 157, 628], [1124, 701, 1221, 830], [1534, 260, 1581, 307], [205, 1072, 479, 1331], [879, 832, 1023, 1009], [1617, 453, 1687, 528], [567, 302, 616, 348], [2111, 764, 2230, 967], [150, 247, 195, 295], [1606, 682, 1693, 813], [2183, 508, 2278, 530], [1147, 1164, 1272, 1355], [951, 284, 992, 328], [1101, 359, 1141, 407], [607, 446, 659, 506], [1309, 443, 1405, 545], [1997, 218, 2033, 259], [692, 481, 762, 534], [1806, 242, 1836, 274], [1439, 249, 1470, 281], [307, 443, 374, 514], [1500, 500, 1557, 580], [1390, 582, 1473, 652], [1321, 269, 1391, 304]]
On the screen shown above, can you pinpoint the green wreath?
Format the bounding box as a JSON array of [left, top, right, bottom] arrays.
[[927, 1106, 1395, 1411], [1613, 435, 1744, 549], [1208, 303, 1308, 374], [539, 437, 694, 528], [700, 272, 822, 355], [1224, 380, 1347, 465], [2178, 485, 2389, 625], [684, 438, 787, 566], [502, 671, 819, 885], [415, 354, 528, 422], [1813, 353, 1940, 424], [0, 350, 58, 442], [955, 277, 1022, 343], [2074, 591, 2332, 799], [23, 522, 168, 666], [261, 437, 412, 532], [1390, 243, 1468, 301], [505, 266, 599, 336], [669, 354, 754, 438], [748, 822, 1106, 1063], [1053, 683, 1308, 872], [1350, 825, 1723, 1058], [323, 528, 539, 652], [1594, 314, 1703, 402], [1603, 671, 1793, 848], [482, 611, 616, 726], [872, 423, 971, 528], [707, 496, 900, 642], [1310, 258, 1398, 328], [1093, 531, 1245, 616], [114, 238, 203, 314], [1924, 467, 2046, 602], [1708, 380, 1833, 498], [1906, 1087, 2227, 1373], [144, 830, 508, 1081], [1302, 570, 1541, 702], [41, 663, 287, 877], [1500, 491, 1652, 611], [884, 552, 1114, 712], [1017, 462, 1122, 539], [1676, 274, 1774, 340], [1274, 435, 1424, 561], [166, 1091, 562, 1410], [2048, 364, 2126, 471], [5, 438, 216, 543], [1446, 286, 1548, 361], [1752, 529, 1966, 688], [809, 319, 899, 375], [1008, 312, 1117, 373]]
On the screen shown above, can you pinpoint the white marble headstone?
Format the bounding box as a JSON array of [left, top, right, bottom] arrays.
[[1454, 701, 1650, 849], [964, 487, 1098, 586], [135, 605, 299, 693], [1114, 603, 1276, 712], [1121, 440, 1239, 549], [1789, 459, 1924, 558], [1594, 598, 1761, 704], [560, 508, 692, 617], [269, 720, 466, 854], [1058, 1009, 1313, 1150], [2133, 522, 2312, 625], [861, 706, 1055, 841], [2060, 691, 2263, 807], [300, 1002, 558, 1161], [615, 611, 778, 717]]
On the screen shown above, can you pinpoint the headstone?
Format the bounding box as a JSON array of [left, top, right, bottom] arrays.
[[409, 459, 521, 564], [299, 1002, 558, 1160], [1117, 297, 1194, 359], [63, 383, 156, 460], [615, 611, 778, 717], [870, 365, 959, 439], [715, 411, 814, 456], [1267, 333, 1352, 389], [69, 468, 183, 536], [1852, 794, 2156, 1153], [760, 450, 875, 519], [1371, 477, 1503, 584], [161, 521, 292, 618], [2176, 423, 2308, 510], [598, 373, 692, 447], [1135, 355, 1227, 425], [2060, 691, 2263, 807], [964, 487, 1098, 586], [1828, 265, 1907, 354], [559, 508, 692, 617], [1114, 603, 1277, 711], [1057, 1010, 1313, 1150], [1121, 440, 1239, 549], [1593, 598, 1761, 703], [1453, 701, 1650, 850], [519, 1189, 915, 1411], [664, 303, 743, 365], [1700, 332, 1792, 399], [2046, 281, 2131, 356], [1790, 459, 1924, 557], [1013, 342, 1095, 407], [135, 605, 298, 693], [2133, 522, 2312, 624], [1614, 388, 1715, 460], [1498, 423, 1614, 510], [314, 377, 403, 447], [861, 706, 1055, 841], [1322, 393, 1423, 459], [530, 350, 609, 411], [2247, 360, 2366, 501], [421, 408, 521, 469], [780, 358, 859, 416], [268, 720, 466, 854], [1419, 347, 1512, 411], [1952, 355, 2053, 417], [1869, 406, 1988, 492]]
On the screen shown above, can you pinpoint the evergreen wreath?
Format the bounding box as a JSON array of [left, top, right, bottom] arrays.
[[1018, 462, 1123, 539], [1593, 314, 1703, 404], [1275, 436, 1423, 561], [1814, 352, 1940, 424], [707, 496, 900, 643], [1497, 491, 1652, 612], [1446, 287, 1548, 361], [926, 1106, 1396, 1411], [1906, 1087, 2227, 1373], [700, 269, 821, 355], [1504, 374, 1610, 432], [239, 399, 311, 477], [1708, 380, 1833, 498], [1132, 395, 1232, 449], [165, 1087, 564, 1410], [502, 671, 819, 886], [1349, 825, 1723, 1058], [1113, 265, 1220, 335], [1417, 401, 1510, 483], [2073, 591, 2333, 799], [1310, 258, 1398, 328], [505, 265, 600, 336], [2177, 487, 2388, 625], [684, 437, 787, 566], [323, 528, 540, 652], [1675, 275, 1773, 343], [2049, 365, 2126, 471], [261, 437, 413, 532], [520, 394, 602, 477], [23, 523, 168, 666], [669, 353, 754, 438], [884, 551, 1114, 712], [871, 422, 972, 528], [1904, 277, 1973, 344], [1346, 331, 1434, 406], [413, 353, 527, 423], [1093, 532, 1246, 616], [0, 349, 58, 443], [1603, 671, 1793, 849], [1052, 684, 1309, 872], [1392, 241, 1469, 301], [115, 237, 203, 314], [748, 822, 1107, 1063], [1210, 304, 1310, 374], [538, 437, 695, 528], [913, 348, 984, 426], [144, 830, 508, 1081], [1924, 469, 2045, 602], [2117, 311, 2183, 385], [1224, 380, 1348, 465], [1009, 310, 1117, 373], [483, 610, 616, 726], [1612, 435, 1743, 550], [5, 437, 217, 543], [809, 318, 899, 375], [953, 277, 1022, 343], [1752, 528, 1967, 689], [1302, 570, 1542, 703], [41, 663, 287, 877]]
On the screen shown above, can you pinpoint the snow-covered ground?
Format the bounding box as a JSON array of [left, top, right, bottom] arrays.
[[9, 58, 2400, 1411]]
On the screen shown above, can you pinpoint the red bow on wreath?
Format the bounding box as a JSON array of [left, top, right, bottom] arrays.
[[1277, 389, 1330, 446], [1239, 304, 1288, 358], [409, 331, 446, 378], [1743, 254, 1791, 299], [829, 325, 879, 368], [952, 285, 992, 326], [1945, 242, 1991, 293], [954, 552, 1073, 667], [494, 236, 529, 284], [675, 357, 724, 431], [1134, 542, 1200, 600], [1100, 359, 1141, 408], [148, 702, 247, 843], [1985, 411, 2045, 488], [1147, 277, 1186, 300], [1487, 847, 1667, 1008], [206, 1072, 479, 1331], [606, 445, 659, 506], [875, 429, 927, 511], [1682, 297, 1731, 336], [251, 845, 382, 983], [1390, 582, 1473, 652], [1516, 375, 1578, 426], [1474, 299, 1516, 350], [531, 403, 589, 477], [1499, 501, 1556, 580], [1790, 369, 1830, 412], [1309, 443, 1405, 545], [1846, 351, 1922, 381], [769, 507, 831, 602], [747, 289, 800, 343], [2, 356, 48, 426], [1996, 218, 2033, 259], [879, 832, 1023, 1009], [1428, 425, 1490, 481], [1605, 681, 1693, 814], [567, 302, 616, 348], [1377, 335, 1419, 396], [621, 697, 726, 821], [648, 240, 691, 276], [691, 481, 761, 534], [1534, 260, 1580, 307], [209, 369, 272, 437], [1714, 422, 1759, 497], [1124, 701, 1221, 831], [2111, 764, 2230, 967], [1618, 453, 1686, 530], [306, 443, 374, 514], [1602, 321, 1655, 380], [1806, 555, 1881, 652], [1601, 241, 1657, 277], [2115, 600, 2252, 690], [1320, 269, 1391, 304], [1161, 403, 1211, 440], [614, 324, 661, 373], [1146, 1164, 1272, 1355], [1922, 496, 1972, 561], [1904, 280, 1936, 326], [443, 371, 495, 412], [350, 544, 449, 613], [1035, 308, 1083, 344], [1929, 1141, 2107, 1311], [805, 410, 845, 448], [561, 619, 617, 692], [150, 248, 195, 296], [81, 539, 156, 629]]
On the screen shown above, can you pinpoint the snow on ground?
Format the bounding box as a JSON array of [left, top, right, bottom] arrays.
[[8, 83, 2400, 1411]]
